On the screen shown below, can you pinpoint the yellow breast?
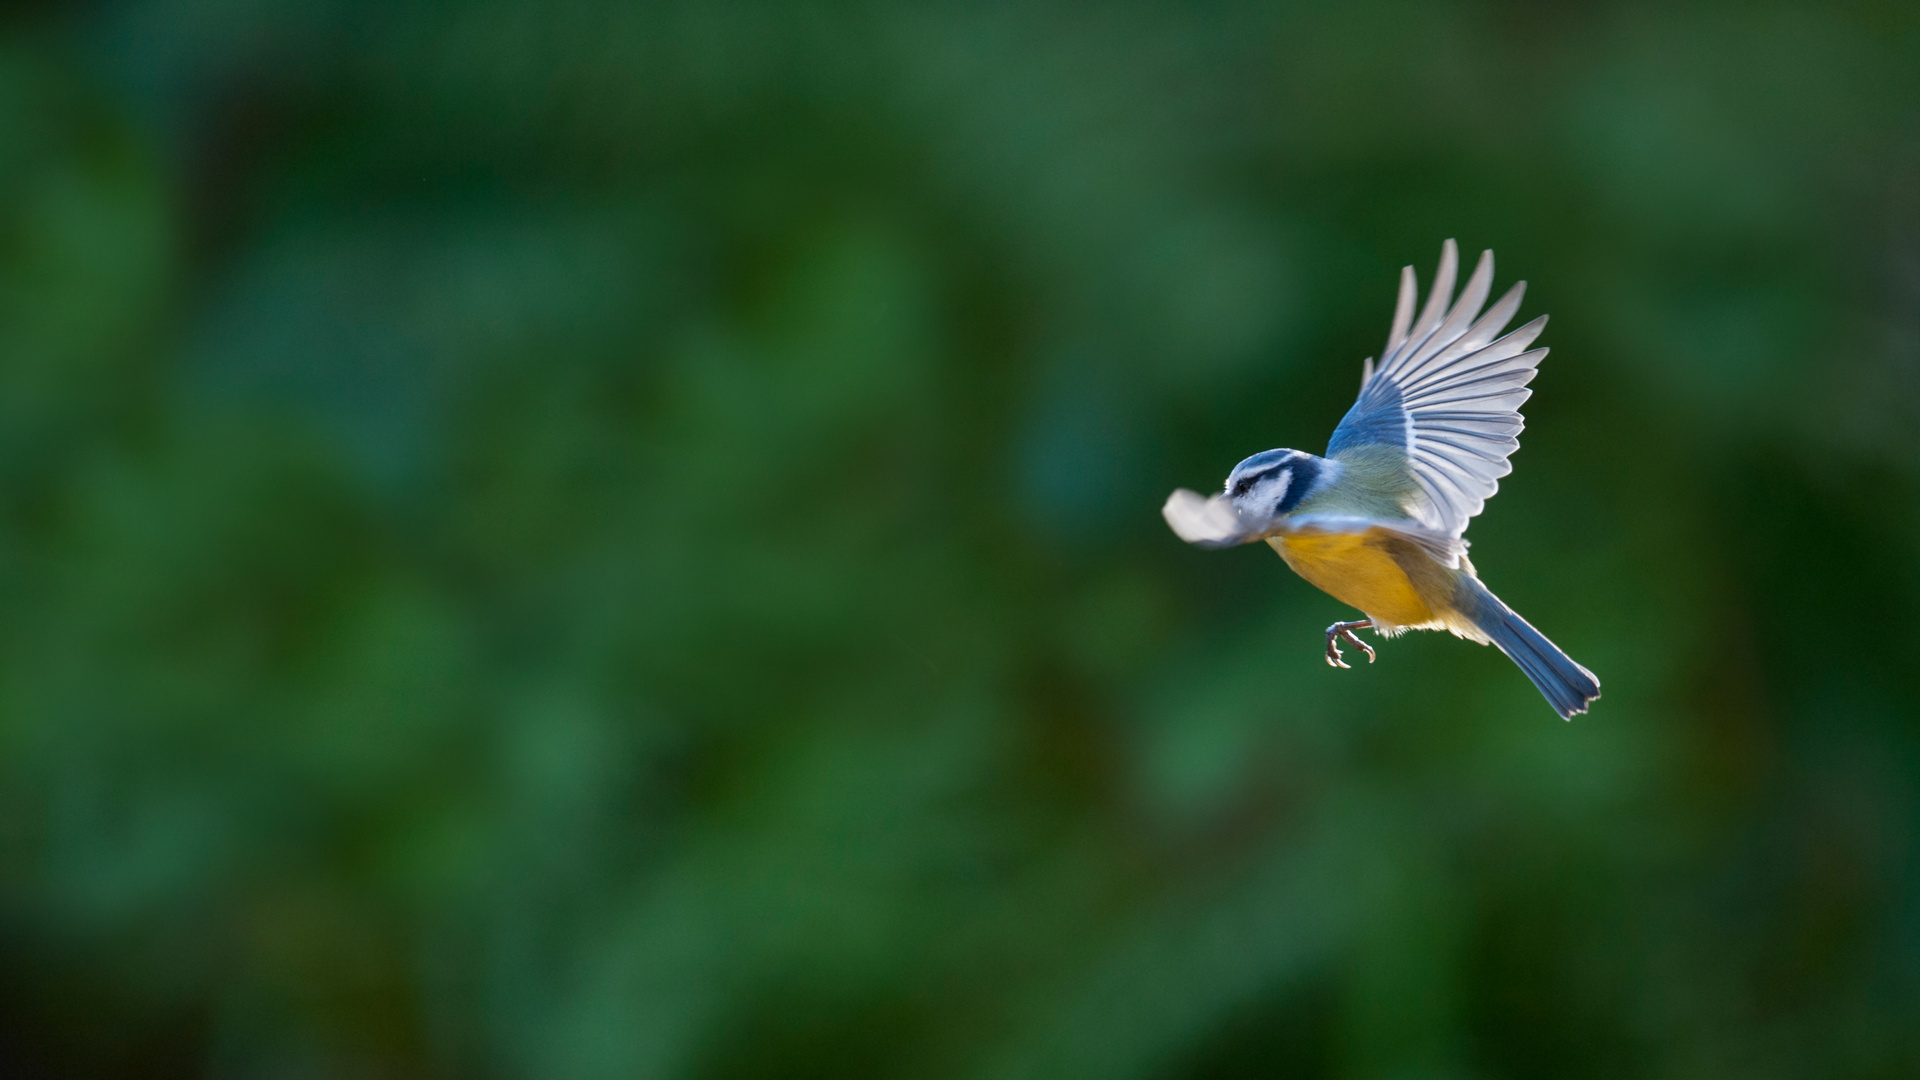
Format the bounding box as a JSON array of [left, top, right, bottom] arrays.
[[1269, 529, 1437, 627]]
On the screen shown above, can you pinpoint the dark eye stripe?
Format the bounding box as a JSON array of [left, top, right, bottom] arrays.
[[1232, 466, 1282, 496]]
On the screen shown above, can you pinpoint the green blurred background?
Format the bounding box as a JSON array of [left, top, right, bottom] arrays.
[[0, 1, 1917, 1076]]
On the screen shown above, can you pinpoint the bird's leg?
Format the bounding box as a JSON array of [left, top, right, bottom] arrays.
[[1324, 619, 1376, 669]]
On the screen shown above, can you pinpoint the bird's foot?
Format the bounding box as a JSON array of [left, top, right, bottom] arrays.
[[1324, 620, 1375, 669]]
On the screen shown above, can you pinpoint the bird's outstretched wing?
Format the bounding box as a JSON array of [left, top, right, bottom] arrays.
[[1326, 240, 1548, 538], [1161, 490, 1467, 567]]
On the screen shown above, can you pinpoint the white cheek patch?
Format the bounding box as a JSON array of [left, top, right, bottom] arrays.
[[1264, 468, 1292, 508]]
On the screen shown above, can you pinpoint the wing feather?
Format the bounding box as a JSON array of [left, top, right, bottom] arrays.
[[1410, 459, 1475, 532], [1398, 249, 1494, 376], [1385, 267, 1417, 357], [1419, 434, 1519, 463], [1417, 421, 1521, 441], [1421, 281, 1527, 369], [1406, 239, 1458, 347], [1327, 243, 1552, 536]]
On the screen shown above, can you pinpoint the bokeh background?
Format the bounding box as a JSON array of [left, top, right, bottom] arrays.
[[0, 1, 1917, 1076]]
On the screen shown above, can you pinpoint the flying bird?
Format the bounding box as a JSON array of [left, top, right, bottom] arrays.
[[1162, 240, 1600, 719]]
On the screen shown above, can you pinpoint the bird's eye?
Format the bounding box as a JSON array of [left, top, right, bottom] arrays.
[[1231, 478, 1252, 497]]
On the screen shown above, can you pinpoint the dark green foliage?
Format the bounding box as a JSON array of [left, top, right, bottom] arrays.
[[0, 1, 1917, 1076]]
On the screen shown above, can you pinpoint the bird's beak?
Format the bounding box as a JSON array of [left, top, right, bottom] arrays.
[[1162, 488, 1263, 548]]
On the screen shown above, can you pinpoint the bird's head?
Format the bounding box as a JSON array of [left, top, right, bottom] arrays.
[[1223, 448, 1323, 528], [1162, 448, 1336, 549]]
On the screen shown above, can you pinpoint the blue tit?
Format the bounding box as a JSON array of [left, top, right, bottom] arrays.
[[1163, 240, 1600, 719]]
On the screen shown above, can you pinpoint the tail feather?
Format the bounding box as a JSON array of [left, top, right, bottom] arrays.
[[1460, 582, 1600, 720]]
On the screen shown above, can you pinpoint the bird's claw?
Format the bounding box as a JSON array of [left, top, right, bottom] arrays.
[[1324, 620, 1375, 669]]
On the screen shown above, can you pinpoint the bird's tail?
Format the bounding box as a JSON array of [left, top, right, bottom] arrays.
[[1459, 580, 1600, 720]]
